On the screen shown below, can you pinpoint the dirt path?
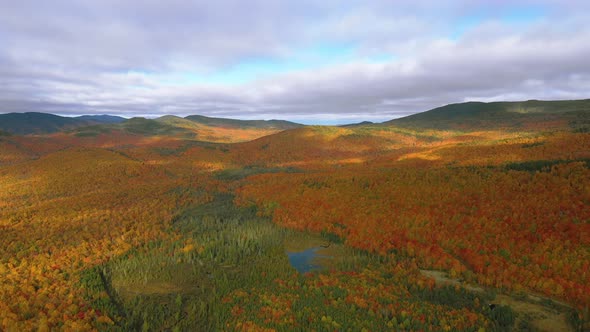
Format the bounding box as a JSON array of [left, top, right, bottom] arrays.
[[420, 270, 573, 332]]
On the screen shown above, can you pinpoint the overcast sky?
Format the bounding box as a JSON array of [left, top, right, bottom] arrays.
[[1, 0, 589, 124]]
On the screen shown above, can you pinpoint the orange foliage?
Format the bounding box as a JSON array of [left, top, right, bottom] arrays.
[[236, 132, 590, 309], [0, 146, 211, 330]]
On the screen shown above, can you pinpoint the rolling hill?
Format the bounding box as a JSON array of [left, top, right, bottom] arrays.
[[153, 115, 303, 143], [117, 117, 192, 136], [75, 114, 126, 124], [183, 114, 302, 130], [385, 99, 590, 130], [340, 121, 374, 127]]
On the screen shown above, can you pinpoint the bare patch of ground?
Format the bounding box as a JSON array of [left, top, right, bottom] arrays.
[[420, 269, 573, 332]]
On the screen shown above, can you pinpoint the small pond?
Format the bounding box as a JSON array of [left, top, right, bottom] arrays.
[[287, 247, 333, 273], [284, 234, 345, 273]]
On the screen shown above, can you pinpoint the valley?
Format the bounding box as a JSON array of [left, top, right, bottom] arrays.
[[0, 100, 589, 331]]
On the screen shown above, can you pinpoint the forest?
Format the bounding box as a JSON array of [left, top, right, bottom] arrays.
[[0, 102, 589, 331]]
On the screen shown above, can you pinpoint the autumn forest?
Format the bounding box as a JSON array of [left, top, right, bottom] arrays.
[[1, 99, 589, 331]]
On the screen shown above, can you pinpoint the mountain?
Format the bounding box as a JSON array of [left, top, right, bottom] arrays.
[[73, 116, 198, 137], [118, 117, 192, 136], [75, 115, 126, 124], [0, 112, 127, 135], [73, 115, 300, 142], [385, 99, 590, 130], [340, 121, 374, 127], [183, 114, 302, 130], [0, 112, 88, 135], [155, 115, 201, 128], [152, 114, 304, 143]]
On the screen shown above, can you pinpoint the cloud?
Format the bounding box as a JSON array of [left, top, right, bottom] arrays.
[[1, 0, 589, 124]]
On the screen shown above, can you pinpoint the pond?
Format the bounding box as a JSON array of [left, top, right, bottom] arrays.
[[287, 247, 333, 273], [284, 234, 343, 273]]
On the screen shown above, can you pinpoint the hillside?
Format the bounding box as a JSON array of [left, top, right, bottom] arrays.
[[184, 114, 302, 130], [0, 112, 126, 135], [340, 121, 374, 127], [117, 117, 193, 136], [151, 115, 302, 143], [0, 112, 88, 135], [385, 99, 590, 131], [75, 115, 126, 124]]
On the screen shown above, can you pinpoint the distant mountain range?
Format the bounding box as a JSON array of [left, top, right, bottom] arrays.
[[1, 98, 589, 135], [0, 113, 126, 135], [0, 113, 302, 136]]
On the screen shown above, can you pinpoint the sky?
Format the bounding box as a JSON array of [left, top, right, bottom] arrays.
[[1, 0, 589, 125]]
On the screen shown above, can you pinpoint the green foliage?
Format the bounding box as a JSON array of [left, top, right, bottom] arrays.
[[73, 125, 113, 137], [521, 141, 545, 148], [151, 141, 227, 156], [80, 194, 298, 330], [498, 248, 511, 260], [321, 230, 344, 244], [119, 117, 193, 136], [151, 147, 178, 156], [213, 165, 300, 181], [504, 159, 590, 172], [414, 285, 488, 310], [572, 126, 590, 133], [79, 266, 127, 329], [567, 308, 585, 331], [516, 315, 538, 331], [486, 304, 516, 330], [303, 178, 330, 189]]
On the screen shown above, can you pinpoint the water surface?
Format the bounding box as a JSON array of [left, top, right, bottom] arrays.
[[287, 247, 331, 273]]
